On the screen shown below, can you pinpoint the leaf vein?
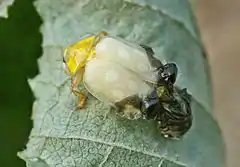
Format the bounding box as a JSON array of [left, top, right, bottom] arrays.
[[98, 146, 114, 167], [31, 135, 186, 166]]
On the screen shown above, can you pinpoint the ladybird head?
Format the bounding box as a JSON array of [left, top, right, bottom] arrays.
[[63, 35, 96, 76]]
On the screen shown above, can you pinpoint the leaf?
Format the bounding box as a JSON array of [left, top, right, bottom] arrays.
[[18, 0, 225, 167], [0, 0, 14, 18]]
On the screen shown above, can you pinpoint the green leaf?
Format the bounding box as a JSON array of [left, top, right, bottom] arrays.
[[18, 0, 225, 167], [0, 0, 14, 18]]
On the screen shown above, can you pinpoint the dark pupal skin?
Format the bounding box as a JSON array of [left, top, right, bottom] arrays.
[[140, 44, 163, 69], [142, 88, 192, 139], [140, 44, 193, 139], [160, 88, 192, 139], [157, 63, 178, 86], [114, 95, 142, 120], [113, 44, 192, 139]]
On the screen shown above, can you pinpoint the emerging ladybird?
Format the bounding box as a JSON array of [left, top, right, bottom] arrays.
[[63, 31, 192, 138], [63, 31, 159, 113]]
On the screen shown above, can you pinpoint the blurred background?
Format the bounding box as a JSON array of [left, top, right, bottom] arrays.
[[196, 0, 240, 166], [0, 0, 239, 167]]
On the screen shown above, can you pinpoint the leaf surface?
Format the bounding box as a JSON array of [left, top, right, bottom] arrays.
[[0, 0, 14, 18]]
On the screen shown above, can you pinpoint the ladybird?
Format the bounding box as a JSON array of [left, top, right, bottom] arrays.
[[63, 32, 160, 115], [63, 31, 192, 138]]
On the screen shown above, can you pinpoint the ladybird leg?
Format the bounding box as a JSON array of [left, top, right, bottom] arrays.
[[97, 31, 109, 38], [71, 85, 86, 110], [94, 31, 109, 46], [71, 68, 86, 110]]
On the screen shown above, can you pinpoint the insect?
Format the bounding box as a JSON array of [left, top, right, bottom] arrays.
[[63, 31, 159, 111], [63, 31, 192, 138]]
